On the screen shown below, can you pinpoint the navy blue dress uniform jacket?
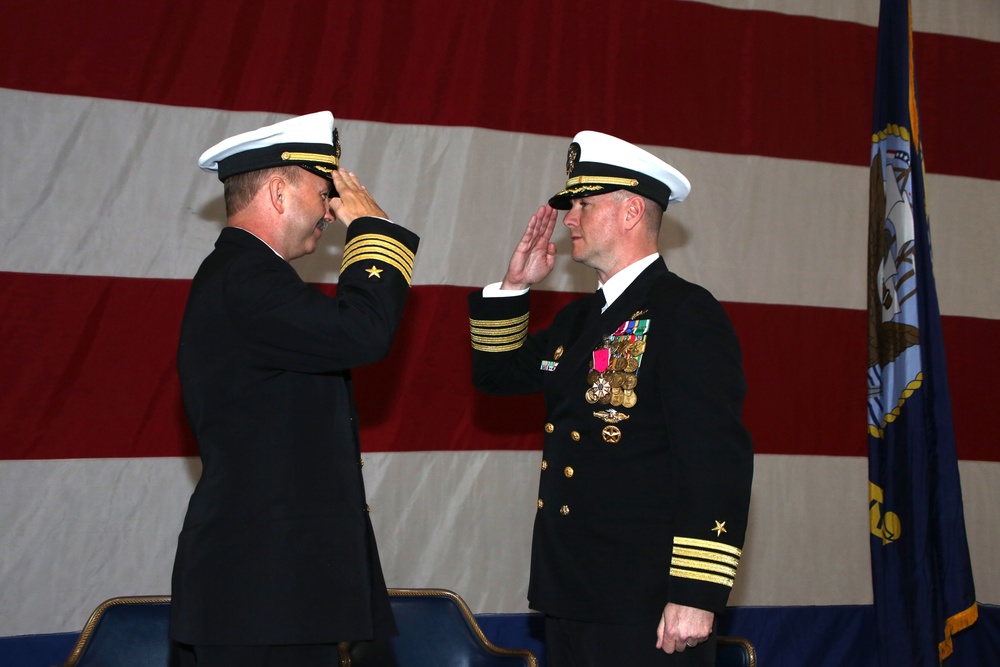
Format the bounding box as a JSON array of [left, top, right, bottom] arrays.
[[469, 258, 752, 624], [170, 217, 419, 646]]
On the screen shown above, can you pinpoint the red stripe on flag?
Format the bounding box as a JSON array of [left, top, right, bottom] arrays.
[[1, 1, 997, 180], [1, 272, 996, 461]]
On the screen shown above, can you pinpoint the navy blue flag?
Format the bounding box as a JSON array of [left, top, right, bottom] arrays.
[[867, 1, 978, 664]]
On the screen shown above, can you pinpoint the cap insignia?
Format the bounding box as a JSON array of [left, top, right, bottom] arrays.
[[566, 142, 580, 176], [333, 127, 342, 161]]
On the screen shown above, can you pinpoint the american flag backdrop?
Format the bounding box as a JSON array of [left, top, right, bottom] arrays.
[[1, 0, 997, 653]]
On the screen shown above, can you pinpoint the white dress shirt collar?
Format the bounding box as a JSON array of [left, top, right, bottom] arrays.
[[598, 253, 660, 311]]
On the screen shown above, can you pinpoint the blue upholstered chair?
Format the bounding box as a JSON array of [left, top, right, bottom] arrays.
[[717, 635, 757, 667], [57, 591, 536, 667], [344, 588, 538, 666], [58, 592, 755, 667], [58, 595, 173, 667]]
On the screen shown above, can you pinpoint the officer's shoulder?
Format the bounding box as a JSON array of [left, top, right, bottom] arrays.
[[649, 271, 720, 311]]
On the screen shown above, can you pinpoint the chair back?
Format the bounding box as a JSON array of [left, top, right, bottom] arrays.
[[345, 588, 537, 667], [717, 634, 757, 667], [60, 596, 171, 667]]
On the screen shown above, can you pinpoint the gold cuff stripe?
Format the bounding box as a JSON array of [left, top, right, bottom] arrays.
[[345, 235, 416, 264], [670, 567, 735, 588], [469, 313, 530, 328], [281, 151, 339, 167], [342, 253, 412, 284], [471, 332, 527, 345], [342, 248, 413, 281], [342, 236, 415, 283], [469, 312, 529, 352], [469, 318, 528, 336], [566, 175, 640, 188], [672, 546, 740, 569], [471, 340, 526, 352], [674, 536, 742, 557], [472, 325, 528, 340], [670, 557, 737, 578]]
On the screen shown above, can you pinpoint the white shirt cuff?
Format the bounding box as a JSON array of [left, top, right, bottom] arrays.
[[483, 282, 529, 298]]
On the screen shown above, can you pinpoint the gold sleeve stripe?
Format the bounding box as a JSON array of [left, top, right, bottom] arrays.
[[673, 536, 742, 557], [342, 234, 415, 283], [672, 546, 740, 569], [472, 327, 528, 343], [343, 243, 414, 273], [346, 234, 416, 263], [469, 313, 530, 328], [471, 331, 527, 345], [566, 175, 639, 188], [471, 340, 525, 352], [670, 557, 737, 579], [340, 252, 413, 284], [670, 567, 735, 588], [469, 312, 529, 352], [471, 320, 529, 335], [342, 242, 413, 271], [471, 327, 527, 340]]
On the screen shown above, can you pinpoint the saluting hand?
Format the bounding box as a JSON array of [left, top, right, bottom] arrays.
[[500, 205, 558, 291], [329, 170, 388, 227]]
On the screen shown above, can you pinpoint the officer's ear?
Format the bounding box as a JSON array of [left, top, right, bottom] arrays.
[[268, 176, 287, 213], [622, 195, 646, 230]]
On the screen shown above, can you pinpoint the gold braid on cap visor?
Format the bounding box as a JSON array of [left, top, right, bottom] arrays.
[[565, 175, 639, 188], [281, 151, 340, 171]]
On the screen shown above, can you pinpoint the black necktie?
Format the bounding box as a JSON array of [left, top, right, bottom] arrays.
[[593, 288, 606, 316]]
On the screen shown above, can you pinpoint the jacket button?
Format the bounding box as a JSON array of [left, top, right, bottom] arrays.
[[559, 505, 570, 516], [364, 504, 371, 513], [564, 466, 574, 478], [544, 423, 555, 433], [570, 431, 581, 441], [541, 459, 548, 471], [537, 499, 544, 509], [359, 458, 365, 467]]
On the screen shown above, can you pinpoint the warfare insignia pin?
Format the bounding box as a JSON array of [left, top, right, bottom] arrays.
[[601, 425, 622, 443], [594, 409, 630, 424]]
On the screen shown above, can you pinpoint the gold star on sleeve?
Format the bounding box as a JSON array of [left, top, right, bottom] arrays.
[[365, 265, 384, 278], [713, 520, 727, 537]]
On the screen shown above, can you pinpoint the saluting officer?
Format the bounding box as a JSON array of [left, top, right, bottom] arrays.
[[170, 111, 419, 667], [469, 131, 753, 666]]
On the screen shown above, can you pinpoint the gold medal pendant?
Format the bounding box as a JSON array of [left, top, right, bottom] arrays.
[[610, 387, 624, 406], [622, 389, 637, 408]]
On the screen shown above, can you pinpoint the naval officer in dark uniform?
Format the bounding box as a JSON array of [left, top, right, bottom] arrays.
[[170, 111, 419, 667], [468, 131, 752, 666]]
